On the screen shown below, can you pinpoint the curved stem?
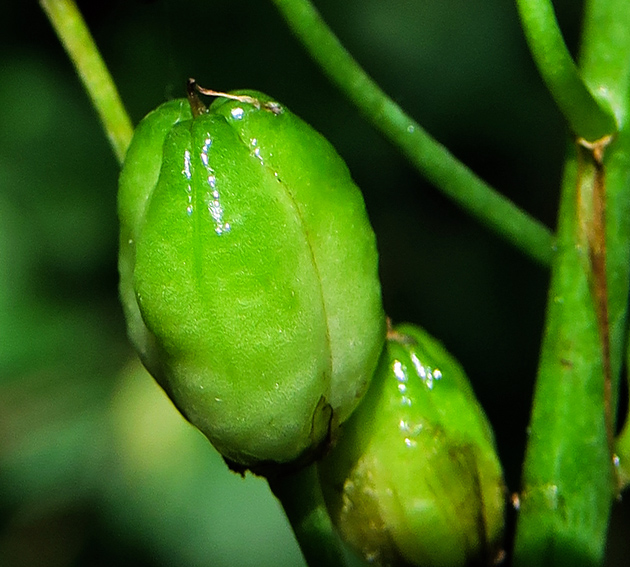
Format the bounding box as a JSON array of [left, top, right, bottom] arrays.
[[515, 0, 617, 140], [40, 0, 133, 165], [270, 0, 554, 266], [268, 464, 350, 567]]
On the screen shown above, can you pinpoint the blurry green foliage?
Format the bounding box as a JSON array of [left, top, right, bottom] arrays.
[[1, 0, 629, 565]]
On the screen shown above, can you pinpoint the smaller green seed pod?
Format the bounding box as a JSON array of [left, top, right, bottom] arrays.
[[318, 323, 505, 567], [118, 84, 385, 473]]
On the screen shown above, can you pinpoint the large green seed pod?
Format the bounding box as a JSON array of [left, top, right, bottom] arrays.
[[318, 323, 505, 566], [118, 86, 385, 471]]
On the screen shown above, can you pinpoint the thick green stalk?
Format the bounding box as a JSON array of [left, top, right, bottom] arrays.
[[270, 0, 553, 266], [515, 0, 617, 140], [268, 464, 350, 567], [515, 0, 630, 562], [579, 0, 630, 393], [601, 129, 630, 496], [515, 129, 630, 567], [40, 0, 133, 165], [513, 141, 615, 567], [578, 0, 630, 493]]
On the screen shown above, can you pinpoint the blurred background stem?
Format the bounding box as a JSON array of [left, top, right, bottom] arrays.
[[40, 0, 133, 165], [269, 0, 554, 266]]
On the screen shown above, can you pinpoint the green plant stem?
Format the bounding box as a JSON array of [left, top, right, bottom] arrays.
[[599, 129, 630, 494], [270, 0, 553, 266], [515, 1, 630, 562], [515, 0, 617, 140], [513, 143, 614, 567], [268, 464, 349, 567], [515, 130, 630, 567], [40, 0, 133, 165], [578, 0, 630, 495], [579, 0, 630, 128]]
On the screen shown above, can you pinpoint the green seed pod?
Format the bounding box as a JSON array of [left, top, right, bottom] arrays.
[[318, 323, 505, 566], [118, 84, 385, 471]]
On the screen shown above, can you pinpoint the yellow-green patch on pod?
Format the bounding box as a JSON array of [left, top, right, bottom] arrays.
[[318, 323, 505, 566], [118, 84, 386, 473]]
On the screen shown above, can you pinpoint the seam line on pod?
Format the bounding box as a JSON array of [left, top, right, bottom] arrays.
[[277, 173, 333, 379], [229, 118, 334, 390], [281, 180, 334, 395]]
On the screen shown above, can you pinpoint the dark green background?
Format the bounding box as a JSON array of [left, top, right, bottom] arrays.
[[1, 0, 628, 565]]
